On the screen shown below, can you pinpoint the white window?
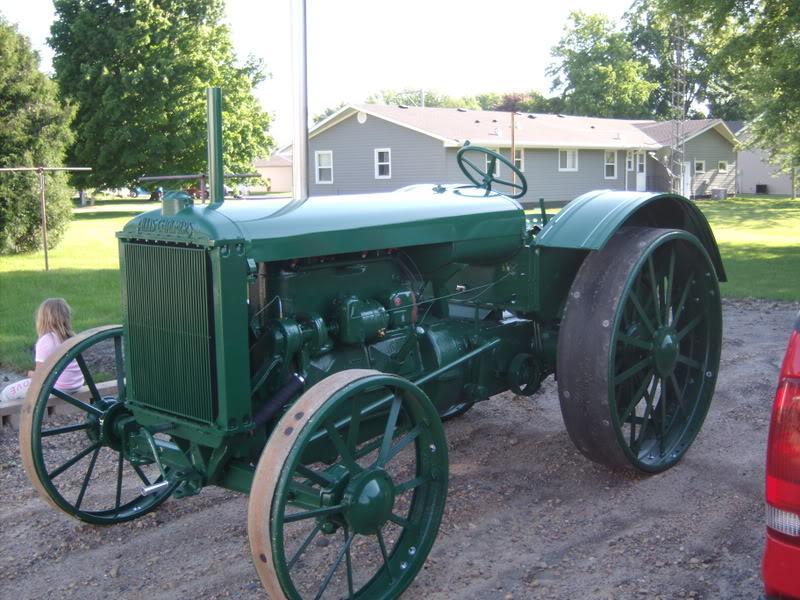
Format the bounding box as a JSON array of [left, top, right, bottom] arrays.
[[559, 149, 578, 172], [626, 150, 634, 171], [514, 148, 524, 172], [374, 148, 391, 179], [604, 150, 617, 179], [694, 160, 706, 174], [485, 150, 500, 176], [637, 152, 646, 174], [315, 151, 333, 184], [718, 160, 728, 173]]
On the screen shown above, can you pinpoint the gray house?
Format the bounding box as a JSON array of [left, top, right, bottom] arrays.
[[295, 104, 738, 204]]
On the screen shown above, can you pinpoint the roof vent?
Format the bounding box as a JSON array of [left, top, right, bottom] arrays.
[[492, 119, 498, 123], [457, 107, 467, 112], [474, 119, 480, 123], [398, 104, 408, 109], [557, 114, 566, 118], [527, 114, 537, 119], [590, 125, 595, 129]]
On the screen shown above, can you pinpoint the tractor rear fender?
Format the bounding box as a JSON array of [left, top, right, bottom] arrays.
[[536, 190, 726, 281]]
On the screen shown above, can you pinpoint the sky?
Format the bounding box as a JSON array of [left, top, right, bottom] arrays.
[[2, 0, 634, 146]]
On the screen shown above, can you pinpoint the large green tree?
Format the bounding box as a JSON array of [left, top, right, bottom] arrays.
[[650, 0, 799, 184], [625, 0, 754, 120], [0, 18, 74, 254], [548, 11, 657, 118], [50, 0, 272, 189]]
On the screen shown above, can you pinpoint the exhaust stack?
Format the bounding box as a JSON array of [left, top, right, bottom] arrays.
[[207, 87, 225, 203], [291, 0, 309, 202]]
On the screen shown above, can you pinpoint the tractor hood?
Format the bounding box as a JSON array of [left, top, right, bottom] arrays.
[[118, 186, 526, 262]]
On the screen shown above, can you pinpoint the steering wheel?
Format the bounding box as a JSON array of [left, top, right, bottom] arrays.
[[456, 145, 527, 199]]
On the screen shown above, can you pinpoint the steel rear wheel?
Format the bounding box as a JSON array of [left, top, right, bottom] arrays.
[[557, 227, 722, 473], [248, 369, 448, 600], [19, 325, 174, 524]]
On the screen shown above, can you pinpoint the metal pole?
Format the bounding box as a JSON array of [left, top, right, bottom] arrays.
[[206, 87, 225, 202], [291, 0, 309, 202], [511, 112, 516, 188], [38, 168, 50, 271]]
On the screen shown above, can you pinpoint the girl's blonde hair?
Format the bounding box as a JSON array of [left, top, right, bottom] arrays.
[[36, 298, 75, 342]]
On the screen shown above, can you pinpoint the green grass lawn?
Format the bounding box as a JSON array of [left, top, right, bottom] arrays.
[[696, 195, 800, 301], [0, 199, 152, 372], [1, 194, 797, 373]]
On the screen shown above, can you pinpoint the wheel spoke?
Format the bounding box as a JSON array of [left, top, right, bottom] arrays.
[[41, 422, 90, 437], [284, 504, 345, 524], [131, 463, 151, 486], [324, 421, 359, 472], [676, 354, 702, 369], [669, 373, 687, 417], [395, 476, 427, 495], [620, 369, 654, 423], [376, 529, 394, 581], [633, 379, 658, 451], [659, 379, 667, 455], [295, 464, 334, 488], [354, 435, 383, 460], [114, 451, 124, 512], [75, 354, 101, 403], [677, 313, 705, 341], [74, 446, 100, 511], [313, 532, 354, 600], [377, 394, 403, 466], [461, 156, 483, 176], [629, 289, 656, 335], [614, 357, 652, 386], [388, 513, 410, 528], [664, 248, 676, 316], [380, 423, 423, 467], [287, 522, 322, 570], [346, 396, 363, 454], [48, 442, 101, 479], [647, 255, 662, 327], [345, 528, 355, 599], [617, 334, 654, 352], [671, 271, 694, 326], [51, 389, 103, 417]]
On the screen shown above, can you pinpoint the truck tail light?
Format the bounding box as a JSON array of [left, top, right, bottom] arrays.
[[766, 329, 800, 537]]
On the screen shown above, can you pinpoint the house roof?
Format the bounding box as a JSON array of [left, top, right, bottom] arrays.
[[254, 154, 292, 168], [633, 119, 738, 146], [306, 104, 740, 151], [312, 104, 662, 150]]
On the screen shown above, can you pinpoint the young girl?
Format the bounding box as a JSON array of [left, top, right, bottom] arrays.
[[0, 298, 84, 403]]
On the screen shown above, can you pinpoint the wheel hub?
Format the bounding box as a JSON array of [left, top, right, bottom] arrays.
[[343, 469, 395, 535], [653, 327, 679, 377]]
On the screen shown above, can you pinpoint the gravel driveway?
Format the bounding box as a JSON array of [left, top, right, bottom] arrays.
[[0, 298, 796, 599]]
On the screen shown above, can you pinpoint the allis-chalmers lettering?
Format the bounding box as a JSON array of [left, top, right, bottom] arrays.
[[137, 217, 194, 237]]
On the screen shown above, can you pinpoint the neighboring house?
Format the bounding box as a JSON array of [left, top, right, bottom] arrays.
[[289, 104, 739, 204], [733, 125, 795, 196], [254, 153, 292, 193]]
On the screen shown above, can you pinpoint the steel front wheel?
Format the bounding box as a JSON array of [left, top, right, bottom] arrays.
[[557, 227, 722, 473], [19, 326, 174, 524], [248, 369, 449, 600]]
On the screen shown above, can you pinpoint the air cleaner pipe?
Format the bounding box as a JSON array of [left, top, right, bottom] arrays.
[[253, 373, 306, 427]]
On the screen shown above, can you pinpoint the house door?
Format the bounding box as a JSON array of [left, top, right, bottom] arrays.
[[681, 161, 692, 197], [636, 151, 646, 191]]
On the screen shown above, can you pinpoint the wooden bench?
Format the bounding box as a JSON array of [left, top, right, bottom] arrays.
[[0, 380, 118, 428]]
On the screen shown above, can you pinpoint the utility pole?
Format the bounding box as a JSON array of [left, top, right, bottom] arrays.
[[0, 166, 91, 271], [669, 17, 687, 196], [511, 111, 517, 188]]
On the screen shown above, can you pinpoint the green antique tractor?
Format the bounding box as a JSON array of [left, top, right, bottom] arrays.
[[19, 90, 724, 599]]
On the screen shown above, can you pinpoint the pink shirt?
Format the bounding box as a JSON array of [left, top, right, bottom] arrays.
[[35, 333, 84, 391]]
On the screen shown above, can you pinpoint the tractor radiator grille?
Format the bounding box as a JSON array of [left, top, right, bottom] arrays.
[[122, 243, 216, 424]]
